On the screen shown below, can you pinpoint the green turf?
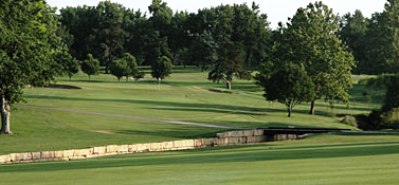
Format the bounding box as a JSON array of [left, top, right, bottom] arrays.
[[0, 67, 384, 154], [1, 133, 399, 185]]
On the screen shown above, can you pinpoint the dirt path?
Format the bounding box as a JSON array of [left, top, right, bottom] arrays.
[[18, 104, 236, 129]]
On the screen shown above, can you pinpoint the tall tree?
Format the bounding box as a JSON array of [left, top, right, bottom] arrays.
[[95, 1, 126, 74], [0, 0, 63, 134], [188, 31, 218, 71], [112, 52, 140, 82], [123, 8, 148, 64], [258, 64, 315, 117], [124, 53, 139, 81], [208, 40, 246, 90], [147, 0, 174, 62], [148, 0, 173, 36], [339, 10, 369, 74], [363, 0, 399, 74], [207, 5, 246, 90], [110, 59, 129, 81], [81, 54, 100, 82], [285, 2, 355, 114], [55, 48, 80, 81], [59, 5, 99, 60], [151, 56, 173, 84]]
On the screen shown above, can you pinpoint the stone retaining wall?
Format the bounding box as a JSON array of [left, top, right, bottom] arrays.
[[0, 129, 299, 165]]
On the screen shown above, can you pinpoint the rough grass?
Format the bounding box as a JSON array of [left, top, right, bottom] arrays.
[[0, 67, 383, 154], [1, 134, 399, 185]]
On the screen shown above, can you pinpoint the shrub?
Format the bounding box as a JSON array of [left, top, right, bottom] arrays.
[[341, 115, 358, 128], [380, 108, 399, 129], [133, 72, 145, 81]]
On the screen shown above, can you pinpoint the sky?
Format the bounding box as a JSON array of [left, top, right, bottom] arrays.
[[46, 0, 387, 28]]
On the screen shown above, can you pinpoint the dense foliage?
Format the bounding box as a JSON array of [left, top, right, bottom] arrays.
[[256, 2, 355, 116], [81, 54, 100, 82], [2, 0, 399, 133], [0, 0, 65, 134], [340, 0, 399, 74], [59, 0, 272, 88]]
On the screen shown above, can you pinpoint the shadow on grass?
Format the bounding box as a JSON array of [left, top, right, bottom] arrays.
[[349, 83, 384, 105], [221, 121, 331, 129], [23, 95, 347, 119], [116, 128, 221, 139], [149, 107, 268, 116], [2, 141, 399, 173], [24, 95, 272, 113]]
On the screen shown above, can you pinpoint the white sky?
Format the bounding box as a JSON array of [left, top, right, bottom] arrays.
[[46, 0, 387, 28]]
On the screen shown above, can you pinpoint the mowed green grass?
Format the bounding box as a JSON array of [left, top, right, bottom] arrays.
[[1, 133, 399, 185], [0, 67, 383, 154]]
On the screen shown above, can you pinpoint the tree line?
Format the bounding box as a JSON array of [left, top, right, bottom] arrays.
[[58, 0, 271, 88], [1, 0, 399, 134]]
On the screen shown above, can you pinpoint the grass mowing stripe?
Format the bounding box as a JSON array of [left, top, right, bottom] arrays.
[[1, 137, 399, 185]]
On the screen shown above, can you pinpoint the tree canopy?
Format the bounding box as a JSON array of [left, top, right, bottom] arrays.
[[283, 2, 355, 114], [0, 0, 64, 134], [151, 55, 173, 83], [260, 64, 315, 117], [81, 54, 100, 82]]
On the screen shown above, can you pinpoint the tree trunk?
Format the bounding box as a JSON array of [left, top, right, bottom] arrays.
[[287, 103, 292, 117], [105, 54, 111, 74], [105, 63, 109, 74], [126, 76, 129, 82], [246, 50, 252, 69], [0, 96, 12, 134], [226, 80, 232, 90], [158, 78, 161, 89], [309, 100, 316, 115], [88, 75, 91, 83]]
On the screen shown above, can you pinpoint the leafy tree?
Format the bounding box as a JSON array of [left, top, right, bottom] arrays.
[[53, 46, 80, 81], [260, 64, 315, 117], [208, 40, 246, 90], [208, 62, 225, 84], [232, 3, 271, 69], [60, 54, 80, 81], [111, 52, 140, 82], [59, 5, 99, 60], [362, 0, 399, 74], [66, 59, 80, 81], [81, 54, 100, 82], [284, 2, 355, 114], [169, 11, 191, 55], [382, 76, 399, 112], [0, 0, 63, 134], [188, 31, 218, 71], [142, 30, 173, 69], [95, 1, 126, 74], [148, 0, 173, 36], [110, 59, 129, 81], [151, 56, 172, 84], [123, 9, 148, 63], [174, 48, 190, 68], [123, 53, 139, 81], [339, 10, 369, 74]]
